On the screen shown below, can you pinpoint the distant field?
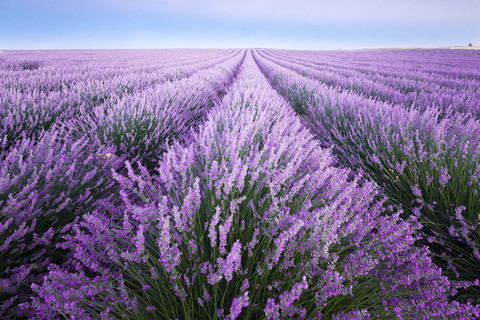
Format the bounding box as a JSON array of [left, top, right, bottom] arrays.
[[1, 48, 480, 319], [449, 45, 480, 50]]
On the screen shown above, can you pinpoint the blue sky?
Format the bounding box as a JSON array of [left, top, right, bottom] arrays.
[[1, 0, 479, 50]]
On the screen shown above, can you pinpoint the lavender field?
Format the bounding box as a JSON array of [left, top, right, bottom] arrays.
[[1, 48, 480, 319]]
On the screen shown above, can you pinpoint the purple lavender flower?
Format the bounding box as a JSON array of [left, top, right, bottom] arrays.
[[228, 291, 249, 320], [410, 184, 422, 197], [439, 166, 451, 187]]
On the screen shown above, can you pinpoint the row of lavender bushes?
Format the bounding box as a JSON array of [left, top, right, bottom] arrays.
[[0, 49, 241, 152], [253, 49, 480, 305], [65, 51, 246, 171], [0, 49, 236, 93], [265, 48, 480, 80], [0, 50, 244, 318], [25, 52, 480, 319], [0, 129, 126, 317], [260, 49, 480, 117]]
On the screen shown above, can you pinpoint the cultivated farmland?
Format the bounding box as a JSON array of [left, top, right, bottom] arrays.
[[1, 48, 480, 319]]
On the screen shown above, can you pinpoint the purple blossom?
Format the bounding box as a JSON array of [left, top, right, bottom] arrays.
[[439, 166, 451, 187], [240, 278, 250, 292], [208, 206, 221, 248], [410, 184, 422, 197], [228, 291, 249, 320], [279, 276, 308, 312], [218, 214, 233, 255], [264, 298, 280, 320], [216, 240, 242, 282]]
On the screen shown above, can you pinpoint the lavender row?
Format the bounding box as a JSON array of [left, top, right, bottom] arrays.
[[65, 50, 246, 169], [253, 49, 480, 305], [263, 49, 480, 101], [0, 50, 245, 318], [1, 49, 239, 104], [254, 49, 480, 155], [0, 49, 236, 92], [267, 49, 480, 82], [259, 49, 480, 117], [0, 128, 127, 318], [27, 51, 479, 319], [0, 49, 238, 124], [0, 50, 243, 151]]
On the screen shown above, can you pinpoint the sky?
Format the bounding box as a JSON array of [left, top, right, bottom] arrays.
[[0, 0, 479, 50]]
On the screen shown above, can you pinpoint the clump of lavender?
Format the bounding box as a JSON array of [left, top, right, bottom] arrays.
[[33, 52, 479, 319], [0, 126, 125, 318]]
